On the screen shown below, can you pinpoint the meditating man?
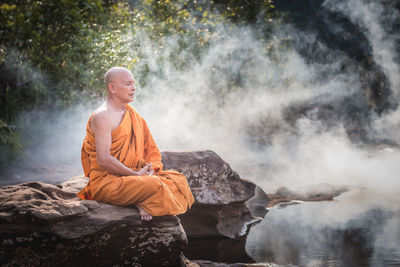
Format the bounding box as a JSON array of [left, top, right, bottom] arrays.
[[77, 67, 194, 221]]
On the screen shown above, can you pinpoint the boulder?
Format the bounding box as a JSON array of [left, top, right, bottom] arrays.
[[266, 184, 348, 208], [58, 150, 271, 239], [162, 150, 256, 205], [0, 150, 271, 266], [58, 150, 271, 263], [162, 150, 270, 239], [0, 181, 187, 267], [190, 261, 292, 267]]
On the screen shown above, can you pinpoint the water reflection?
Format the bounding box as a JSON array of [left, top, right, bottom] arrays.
[[246, 190, 400, 266], [185, 236, 254, 264]]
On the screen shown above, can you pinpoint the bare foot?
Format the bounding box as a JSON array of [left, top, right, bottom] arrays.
[[137, 205, 153, 221]]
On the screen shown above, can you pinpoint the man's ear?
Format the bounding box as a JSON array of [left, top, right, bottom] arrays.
[[107, 83, 116, 94]]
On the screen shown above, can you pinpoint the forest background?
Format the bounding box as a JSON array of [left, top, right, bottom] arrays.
[[0, 0, 275, 169], [2, 1, 400, 265], [1, 0, 399, 181]]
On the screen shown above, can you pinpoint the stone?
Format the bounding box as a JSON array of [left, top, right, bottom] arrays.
[[266, 184, 348, 208], [1, 150, 271, 266], [162, 150, 270, 239], [189, 260, 293, 267], [59, 150, 271, 262], [57, 175, 88, 194], [60, 151, 271, 239], [162, 150, 256, 205], [0, 181, 187, 266]]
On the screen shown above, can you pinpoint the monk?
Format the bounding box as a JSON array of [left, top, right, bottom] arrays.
[[77, 67, 194, 221]]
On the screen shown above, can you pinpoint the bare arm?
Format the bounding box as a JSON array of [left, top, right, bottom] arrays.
[[143, 118, 162, 172], [91, 112, 151, 176]]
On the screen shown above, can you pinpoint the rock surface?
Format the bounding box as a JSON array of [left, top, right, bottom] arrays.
[[191, 261, 294, 267], [162, 150, 270, 239], [181, 254, 295, 267], [58, 150, 271, 264], [0, 150, 271, 266], [59, 150, 270, 239], [266, 184, 348, 208], [0, 181, 187, 266], [162, 150, 256, 205]]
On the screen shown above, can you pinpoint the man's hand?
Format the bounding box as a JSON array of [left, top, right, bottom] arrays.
[[147, 166, 155, 176], [137, 163, 155, 176]]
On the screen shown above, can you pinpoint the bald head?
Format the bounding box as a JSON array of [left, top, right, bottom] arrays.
[[104, 67, 136, 102], [104, 67, 133, 84]]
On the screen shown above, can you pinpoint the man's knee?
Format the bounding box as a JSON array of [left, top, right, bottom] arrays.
[[144, 176, 162, 193]]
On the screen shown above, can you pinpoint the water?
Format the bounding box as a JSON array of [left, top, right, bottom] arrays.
[[246, 190, 400, 266]]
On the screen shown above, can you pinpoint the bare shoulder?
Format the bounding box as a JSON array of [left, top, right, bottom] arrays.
[[90, 105, 112, 133]]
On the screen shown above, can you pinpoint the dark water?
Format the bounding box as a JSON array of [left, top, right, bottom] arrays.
[[246, 191, 400, 267], [185, 236, 255, 264]]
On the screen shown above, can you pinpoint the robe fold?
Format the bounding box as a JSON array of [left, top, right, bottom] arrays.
[[76, 104, 194, 216]]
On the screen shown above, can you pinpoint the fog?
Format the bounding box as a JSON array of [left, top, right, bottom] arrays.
[[3, 0, 400, 265]]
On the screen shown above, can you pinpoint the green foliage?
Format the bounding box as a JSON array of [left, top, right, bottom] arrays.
[[0, 120, 21, 166], [0, 0, 275, 165], [127, 0, 276, 87]]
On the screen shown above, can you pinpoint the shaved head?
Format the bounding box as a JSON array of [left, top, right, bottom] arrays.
[[104, 67, 133, 84], [104, 66, 136, 102]]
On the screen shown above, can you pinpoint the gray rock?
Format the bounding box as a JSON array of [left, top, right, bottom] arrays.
[[59, 150, 270, 239], [162, 150, 256, 205], [162, 150, 270, 239], [57, 175, 88, 194], [191, 260, 295, 267], [0, 150, 271, 266], [0, 181, 187, 266]]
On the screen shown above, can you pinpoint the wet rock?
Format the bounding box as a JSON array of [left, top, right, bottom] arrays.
[[162, 150, 270, 238], [0, 181, 187, 266], [59, 151, 270, 239], [246, 186, 271, 218], [51, 150, 272, 264], [59, 151, 271, 264], [267, 184, 348, 208], [162, 150, 256, 205], [189, 260, 294, 267]]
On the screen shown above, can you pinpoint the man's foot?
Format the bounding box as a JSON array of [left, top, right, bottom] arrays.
[[137, 205, 153, 221]]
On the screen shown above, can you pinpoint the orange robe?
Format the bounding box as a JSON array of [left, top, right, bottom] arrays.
[[76, 104, 194, 216]]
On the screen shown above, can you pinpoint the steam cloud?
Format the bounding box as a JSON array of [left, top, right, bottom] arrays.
[[3, 0, 400, 265]]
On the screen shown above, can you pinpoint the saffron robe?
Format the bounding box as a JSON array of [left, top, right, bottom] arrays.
[[76, 104, 194, 216]]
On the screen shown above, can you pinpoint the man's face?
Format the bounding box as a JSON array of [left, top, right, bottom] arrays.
[[112, 71, 136, 103]]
